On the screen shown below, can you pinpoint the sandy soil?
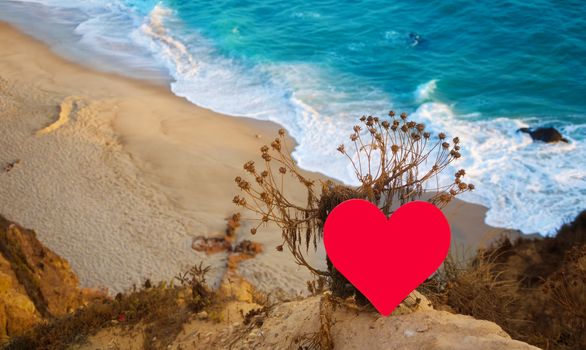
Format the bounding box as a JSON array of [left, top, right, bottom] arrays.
[[0, 22, 518, 294]]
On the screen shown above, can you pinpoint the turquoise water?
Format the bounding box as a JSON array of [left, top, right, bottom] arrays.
[[170, 0, 586, 119], [1, 0, 585, 234]]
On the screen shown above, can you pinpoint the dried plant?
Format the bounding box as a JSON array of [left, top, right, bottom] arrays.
[[291, 294, 335, 350], [234, 112, 473, 292], [428, 249, 522, 325], [334, 112, 472, 212], [175, 262, 213, 311], [544, 246, 586, 319], [307, 276, 328, 296], [425, 211, 586, 350]]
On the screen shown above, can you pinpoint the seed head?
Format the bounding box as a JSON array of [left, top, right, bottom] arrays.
[[438, 132, 446, 140], [238, 179, 251, 190], [244, 161, 256, 173], [260, 192, 272, 203], [271, 139, 281, 151]]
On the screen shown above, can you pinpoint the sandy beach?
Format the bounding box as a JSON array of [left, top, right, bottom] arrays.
[[0, 22, 515, 294]]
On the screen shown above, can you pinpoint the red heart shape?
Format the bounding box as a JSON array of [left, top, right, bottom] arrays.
[[324, 199, 450, 316]]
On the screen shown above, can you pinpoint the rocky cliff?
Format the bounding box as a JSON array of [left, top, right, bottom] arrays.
[[0, 216, 542, 350], [0, 215, 94, 342]]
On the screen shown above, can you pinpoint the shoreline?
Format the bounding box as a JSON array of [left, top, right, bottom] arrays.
[[0, 22, 522, 294]]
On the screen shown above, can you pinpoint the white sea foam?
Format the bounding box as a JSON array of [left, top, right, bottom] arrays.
[[291, 11, 322, 19], [132, 4, 392, 185], [415, 80, 437, 103], [410, 102, 586, 234], [0, 0, 167, 81]]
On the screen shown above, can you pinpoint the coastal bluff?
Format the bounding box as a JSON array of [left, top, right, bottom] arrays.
[[0, 215, 98, 343], [0, 217, 539, 349]]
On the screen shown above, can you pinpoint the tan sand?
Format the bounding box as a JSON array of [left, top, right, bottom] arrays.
[[0, 22, 517, 294]]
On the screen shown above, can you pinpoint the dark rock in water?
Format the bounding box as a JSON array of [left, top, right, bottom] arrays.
[[408, 32, 424, 47], [518, 127, 568, 143]]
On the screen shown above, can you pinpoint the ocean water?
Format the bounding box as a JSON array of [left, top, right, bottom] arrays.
[[1, 0, 585, 235]]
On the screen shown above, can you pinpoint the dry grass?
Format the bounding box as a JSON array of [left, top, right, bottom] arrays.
[[425, 210, 586, 350], [5, 265, 214, 350], [421, 249, 523, 331], [291, 293, 335, 350]]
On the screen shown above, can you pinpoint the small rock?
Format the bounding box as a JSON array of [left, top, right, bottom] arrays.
[[518, 127, 568, 143], [196, 311, 208, 320], [3, 159, 20, 173], [404, 329, 416, 337]]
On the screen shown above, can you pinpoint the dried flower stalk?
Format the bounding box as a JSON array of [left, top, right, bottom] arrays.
[[234, 112, 473, 276]]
